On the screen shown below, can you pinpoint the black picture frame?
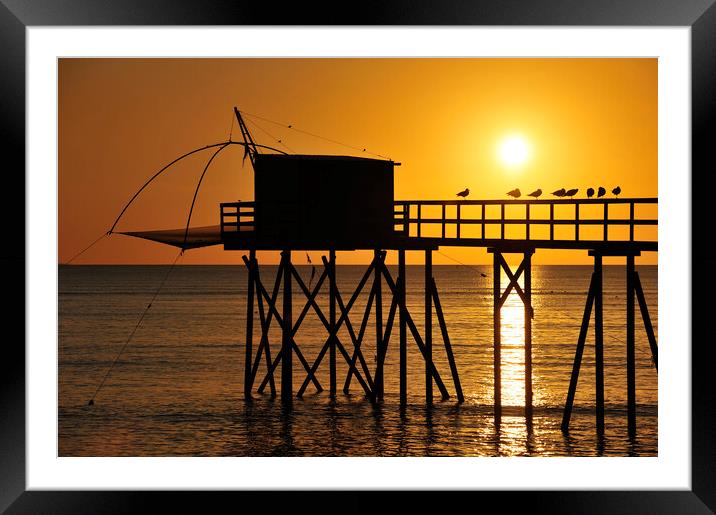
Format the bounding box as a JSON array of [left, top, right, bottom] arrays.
[[3, 1, 714, 512]]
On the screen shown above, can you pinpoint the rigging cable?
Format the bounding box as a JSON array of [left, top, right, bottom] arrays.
[[87, 250, 183, 406], [241, 110, 391, 160], [63, 232, 109, 265], [246, 117, 296, 154]]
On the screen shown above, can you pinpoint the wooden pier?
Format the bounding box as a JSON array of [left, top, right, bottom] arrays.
[[221, 196, 658, 437], [110, 109, 659, 440]]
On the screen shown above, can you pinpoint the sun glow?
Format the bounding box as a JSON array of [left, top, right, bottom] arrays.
[[498, 135, 531, 168]]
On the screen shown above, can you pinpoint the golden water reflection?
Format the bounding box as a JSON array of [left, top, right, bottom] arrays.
[[497, 287, 530, 455], [500, 292, 527, 408]]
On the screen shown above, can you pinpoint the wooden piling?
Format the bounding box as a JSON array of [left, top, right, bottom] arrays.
[[329, 249, 337, 399], [399, 249, 407, 406], [594, 254, 604, 436], [374, 250, 384, 400], [524, 251, 533, 421], [281, 250, 292, 404], [493, 250, 501, 425], [626, 254, 636, 436], [244, 250, 255, 399], [425, 250, 433, 405]]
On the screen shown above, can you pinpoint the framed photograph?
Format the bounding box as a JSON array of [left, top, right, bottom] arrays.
[[4, 1, 714, 512]]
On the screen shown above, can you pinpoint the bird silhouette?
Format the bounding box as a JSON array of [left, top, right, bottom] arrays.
[[587, 187, 595, 198], [507, 188, 521, 199], [552, 188, 566, 197], [456, 188, 470, 198], [527, 188, 542, 199], [597, 186, 606, 198], [565, 188, 578, 198], [612, 186, 621, 198]]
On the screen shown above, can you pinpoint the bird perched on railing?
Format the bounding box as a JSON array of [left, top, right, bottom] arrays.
[[456, 188, 470, 198], [528, 188, 542, 199], [587, 187, 595, 198], [552, 188, 566, 197], [597, 186, 606, 198], [565, 188, 578, 198], [507, 188, 521, 198], [612, 186, 621, 198]]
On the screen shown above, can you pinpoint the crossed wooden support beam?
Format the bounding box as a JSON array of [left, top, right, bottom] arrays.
[[489, 248, 534, 428], [241, 249, 464, 405]]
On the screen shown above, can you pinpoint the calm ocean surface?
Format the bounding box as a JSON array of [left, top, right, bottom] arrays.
[[59, 264, 657, 457]]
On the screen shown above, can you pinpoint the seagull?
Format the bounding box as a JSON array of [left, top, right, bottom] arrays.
[[456, 188, 470, 198], [527, 188, 542, 199], [552, 188, 566, 197], [565, 188, 578, 198], [587, 187, 595, 198], [597, 186, 606, 198], [507, 188, 521, 199], [612, 186, 621, 198]]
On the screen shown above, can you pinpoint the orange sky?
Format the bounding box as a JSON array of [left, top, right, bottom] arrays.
[[59, 58, 657, 265]]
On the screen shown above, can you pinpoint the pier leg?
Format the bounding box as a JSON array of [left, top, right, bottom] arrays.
[[524, 251, 533, 423], [399, 249, 407, 406], [244, 250, 256, 399], [561, 274, 596, 432], [281, 250, 292, 405], [594, 254, 605, 437], [493, 251, 501, 426], [634, 272, 658, 370], [329, 250, 337, 400], [374, 250, 384, 401], [425, 250, 433, 405], [626, 255, 637, 437]]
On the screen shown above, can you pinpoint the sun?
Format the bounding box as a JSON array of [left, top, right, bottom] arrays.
[[497, 135, 531, 168]]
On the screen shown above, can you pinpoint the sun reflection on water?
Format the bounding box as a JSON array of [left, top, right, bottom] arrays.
[[496, 277, 531, 455], [500, 292, 527, 408]]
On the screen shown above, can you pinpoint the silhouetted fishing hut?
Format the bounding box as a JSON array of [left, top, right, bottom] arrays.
[[217, 111, 462, 409]]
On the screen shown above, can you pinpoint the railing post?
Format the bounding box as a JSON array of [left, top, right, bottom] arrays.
[[526, 203, 531, 240], [481, 203, 486, 239], [629, 202, 635, 241], [501, 204, 505, 240], [404, 203, 409, 235], [456, 204, 461, 239], [575, 203, 580, 241], [603, 203, 608, 241], [549, 203, 554, 241], [441, 204, 446, 239], [417, 204, 422, 238]]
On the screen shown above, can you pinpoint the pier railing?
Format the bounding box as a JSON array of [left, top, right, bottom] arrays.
[[220, 201, 255, 239], [221, 198, 658, 248], [393, 198, 657, 245]]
